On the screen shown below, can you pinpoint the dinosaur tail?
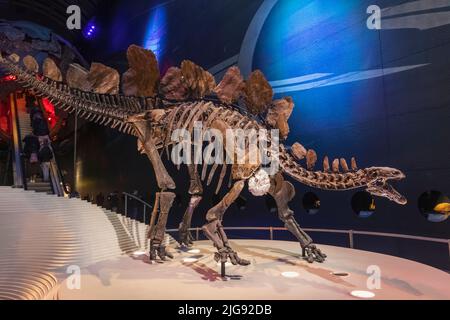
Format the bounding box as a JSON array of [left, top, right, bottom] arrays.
[[278, 145, 366, 191], [0, 52, 136, 134]]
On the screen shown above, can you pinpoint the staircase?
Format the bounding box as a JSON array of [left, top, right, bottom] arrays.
[[15, 97, 53, 193], [0, 187, 177, 300]]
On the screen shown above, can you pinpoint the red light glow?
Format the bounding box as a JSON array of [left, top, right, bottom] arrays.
[[41, 98, 58, 129], [2, 75, 16, 81]]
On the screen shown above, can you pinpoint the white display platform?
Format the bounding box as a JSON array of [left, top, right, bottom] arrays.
[[57, 240, 450, 300]]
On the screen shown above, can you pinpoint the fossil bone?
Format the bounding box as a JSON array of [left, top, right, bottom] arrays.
[[323, 156, 330, 172], [306, 149, 317, 170]]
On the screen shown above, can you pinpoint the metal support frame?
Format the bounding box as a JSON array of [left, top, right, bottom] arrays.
[[221, 261, 226, 278], [349, 230, 354, 249]]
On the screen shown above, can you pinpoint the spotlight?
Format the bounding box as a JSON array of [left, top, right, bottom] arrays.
[[187, 249, 200, 254], [2, 75, 16, 81], [281, 271, 299, 278], [183, 257, 198, 263], [350, 290, 375, 299], [83, 17, 98, 39]]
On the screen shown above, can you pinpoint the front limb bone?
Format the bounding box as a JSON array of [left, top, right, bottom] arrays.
[[269, 174, 327, 263], [148, 192, 176, 261], [132, 120, 176, 190]]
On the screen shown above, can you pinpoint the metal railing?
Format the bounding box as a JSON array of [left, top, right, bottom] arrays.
[[123, 192, 152, 223], [164, 226, 450, 267], [48, 160, 66, 197]]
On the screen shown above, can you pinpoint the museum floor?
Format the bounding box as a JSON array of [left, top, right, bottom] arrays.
[[57, 240, 450, 300]]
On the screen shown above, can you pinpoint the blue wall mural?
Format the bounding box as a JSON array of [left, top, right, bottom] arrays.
[[142, 4, 167, 62]]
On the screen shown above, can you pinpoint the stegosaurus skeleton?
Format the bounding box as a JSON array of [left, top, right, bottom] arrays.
[[0, 47, 406, 266]]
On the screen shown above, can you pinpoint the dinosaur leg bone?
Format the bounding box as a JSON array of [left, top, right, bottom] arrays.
[[148, 192, 176, 261], [179, 165, 203, 246], [147, 193, 160, 241], [202, 180, 250, 266], [179, 195, 202, 247], [131, 120, 176, 190], [269, 175, 327, 263]]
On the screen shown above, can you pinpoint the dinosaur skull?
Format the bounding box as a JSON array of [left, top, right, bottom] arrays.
[[365, 167, 407, 205], [248, 169, 271, 196]]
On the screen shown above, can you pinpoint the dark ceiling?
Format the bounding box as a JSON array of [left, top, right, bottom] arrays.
[[0, 0, 109, 42]]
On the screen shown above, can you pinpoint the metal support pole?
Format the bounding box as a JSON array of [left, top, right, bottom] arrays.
[[196, 227, 200, 241], [221, 261, 226, 278], [73, 111, 78, 193], [269, 226, 273, 240], [143, 206, 146, 224], [124, 196, 128, 217], [349, 230, 354, 249]]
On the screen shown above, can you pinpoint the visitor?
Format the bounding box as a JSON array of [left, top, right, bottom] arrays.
[[28, 100, 42, 123], [32, 112, 50, 146], [96, 192, 105, 207], [22, 133, 40, 181], [28, 149, 40, 183], [22, 134, 39, 160], [108, 191, 119, 212], [69, 191, 80, 198], [37, 139, 53, 182]]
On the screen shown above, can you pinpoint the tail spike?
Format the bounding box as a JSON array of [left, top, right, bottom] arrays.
[[306, 149, 317, 170], [340, 158, 349, 172], [351, 157, 358, 171], [323, 156, 330, 172], [332, 158, 340, 173]]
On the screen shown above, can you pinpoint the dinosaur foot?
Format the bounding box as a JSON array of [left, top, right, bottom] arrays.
[[302, 244, 327, 263], [149, 244, 174, 262], [214, 247, 250, 266], [179, 230, 195, 247]]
